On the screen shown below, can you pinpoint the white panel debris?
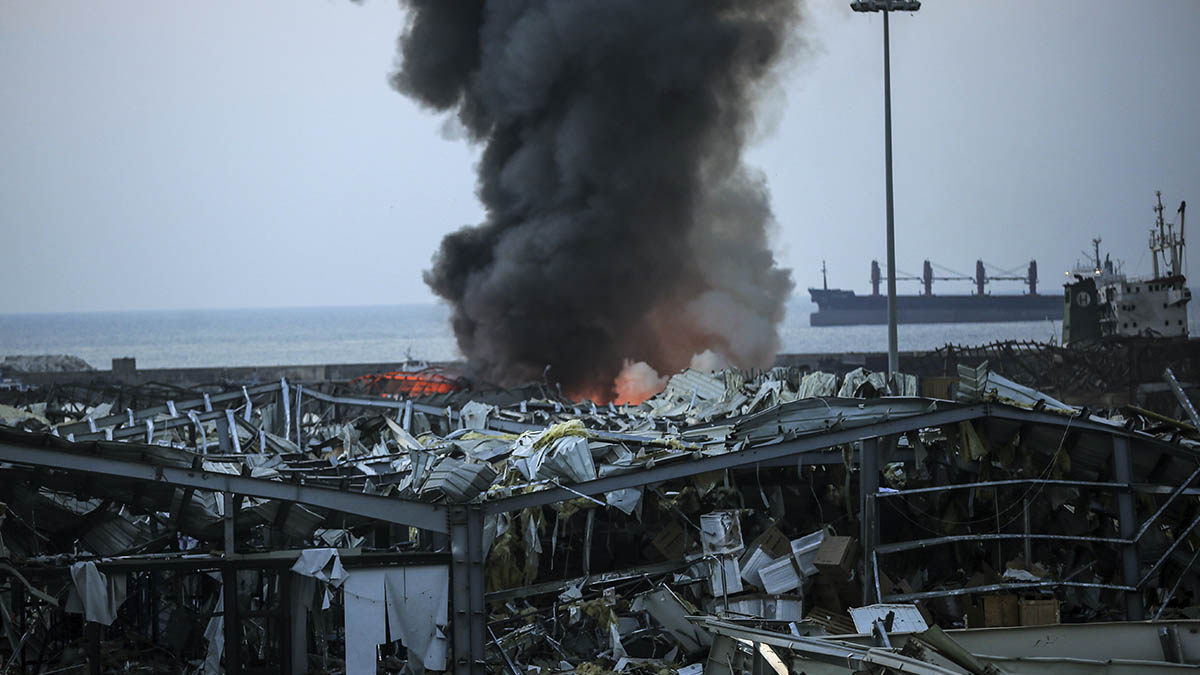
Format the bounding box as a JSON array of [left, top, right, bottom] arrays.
[[849, 603, 930, 635], [65, 561, 127, 626], [699, 511, 744, 556]]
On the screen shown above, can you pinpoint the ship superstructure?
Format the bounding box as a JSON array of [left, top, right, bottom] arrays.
[[1063, 192, 1190, 344]]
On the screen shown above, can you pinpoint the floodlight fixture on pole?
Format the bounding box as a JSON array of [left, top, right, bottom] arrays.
[[851, 0, 919, 384], [851, 1, 920, 12]]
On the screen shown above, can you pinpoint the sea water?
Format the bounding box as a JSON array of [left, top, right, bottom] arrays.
[[1, 302, 1190, 370]]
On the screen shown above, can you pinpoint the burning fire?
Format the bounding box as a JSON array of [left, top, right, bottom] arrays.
[[571, 350, 732, 406]]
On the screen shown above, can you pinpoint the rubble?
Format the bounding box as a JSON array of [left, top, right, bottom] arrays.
[[0, 361, 1197, 672], [1, 354, 95, 374]]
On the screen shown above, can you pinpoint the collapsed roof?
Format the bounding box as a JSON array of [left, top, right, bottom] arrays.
[[0, 363, 1198, 673]]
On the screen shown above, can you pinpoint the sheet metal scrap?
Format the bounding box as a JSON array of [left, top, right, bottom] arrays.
[[694, 614, 1200, 673], [0, 359, 1198, 672]]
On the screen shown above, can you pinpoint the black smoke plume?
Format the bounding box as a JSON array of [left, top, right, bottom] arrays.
[[392, 0, 799, 398]]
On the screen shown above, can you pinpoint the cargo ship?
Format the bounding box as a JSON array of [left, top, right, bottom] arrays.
[[808, 259, 1062, 326]]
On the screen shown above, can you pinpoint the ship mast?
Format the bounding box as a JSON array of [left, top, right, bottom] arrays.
[[1150, 190, 1186, 278], [1181, 200, 1188, 280], [821, 260, 828, 290]]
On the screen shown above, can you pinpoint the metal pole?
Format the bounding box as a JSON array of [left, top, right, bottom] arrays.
[[883, 9, 899, 379]]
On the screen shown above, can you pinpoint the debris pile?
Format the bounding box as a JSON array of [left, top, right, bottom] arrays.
[[1, 354, 95, 374], [0, 361, 1198, 672]]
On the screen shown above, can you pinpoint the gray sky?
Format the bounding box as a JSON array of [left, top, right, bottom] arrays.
[[2, 0, 1198, 313]]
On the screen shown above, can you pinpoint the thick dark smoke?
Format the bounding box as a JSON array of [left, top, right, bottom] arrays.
[[392, 0, 799, 396]]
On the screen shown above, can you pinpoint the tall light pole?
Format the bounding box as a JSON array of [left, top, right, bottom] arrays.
[[851, 0, 918, 383]]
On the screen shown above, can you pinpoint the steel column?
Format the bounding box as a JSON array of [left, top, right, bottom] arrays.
[[860, 437, 881, 603], [224, 492, 235, 555], [280, 570, 294, 675], [1023, 498, 1033, 563], [223, 566, 240, 675], [1112, 435, 1145, 620], [14, 582, 25, 675], [86, 622, 101, 675], [449, 505, 486, 674]]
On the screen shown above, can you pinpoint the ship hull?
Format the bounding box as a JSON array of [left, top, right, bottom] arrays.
[[808, 289, 1063, 326]]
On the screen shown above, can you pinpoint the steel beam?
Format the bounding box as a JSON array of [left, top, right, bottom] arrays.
[[876, 532, 1130, 555], [72, 406, 228, 443], [55, 382, 281, 437], [884, 579, 1133, 603], [295, 385, 304, 448], [216, 414, 233, 453], [1113, 435, 1146, 620], [15, 550, 450, 574], [875, 477, 1125, 498], [1141, 512, 1200, 590], [0, 438, 448, 532], [752, 448, 914, 468], [485, 559, 688, 603], [1135, 462, 1200, 542], [985, 405, 1150, 440], [1164, 368, 1200, 428], [483, 404, 988, 514], [298, 388, 540, 434]]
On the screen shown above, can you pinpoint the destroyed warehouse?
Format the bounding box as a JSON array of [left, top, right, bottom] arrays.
[[2, 359, 1200, 673]]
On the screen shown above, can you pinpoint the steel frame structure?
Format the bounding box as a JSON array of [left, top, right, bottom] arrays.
[[1, 398, 1194, 672]]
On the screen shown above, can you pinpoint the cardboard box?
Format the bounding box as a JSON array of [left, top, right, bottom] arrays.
[[749, 525, 792, 559], [810, 575, 862, 614], [921, 376, 958, 400], [982, 594, 1018, 627], [651, 521, 686, 560], [1018, 597, 1060, 626], [813, 536, 857, 577], [967, 594, 1021, 628], [807, 581, 845, 615]]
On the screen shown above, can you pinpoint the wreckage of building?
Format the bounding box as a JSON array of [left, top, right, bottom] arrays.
[[3, 362, 1200, 673]]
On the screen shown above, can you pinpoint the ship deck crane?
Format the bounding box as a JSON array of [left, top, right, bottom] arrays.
[[870, 259, 1041, 296]]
